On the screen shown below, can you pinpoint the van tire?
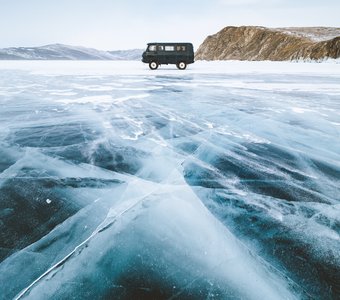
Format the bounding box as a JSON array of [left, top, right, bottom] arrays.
[[176, 62, 187, 70], [149, 61, 159, 70]]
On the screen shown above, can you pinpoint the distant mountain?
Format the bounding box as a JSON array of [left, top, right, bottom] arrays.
[[0, 44, 143, 60], [108, 49, 144, 60], [195, 26, 340, 61]]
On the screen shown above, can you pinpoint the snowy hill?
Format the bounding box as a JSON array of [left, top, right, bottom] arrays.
[[0, 44, 143, 60], [195, 26, 340, 61]]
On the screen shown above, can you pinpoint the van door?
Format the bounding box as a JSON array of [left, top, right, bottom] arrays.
[[164, 45, 175, 64], [176, 45, 187, 64], [155, 45, 163, 64]]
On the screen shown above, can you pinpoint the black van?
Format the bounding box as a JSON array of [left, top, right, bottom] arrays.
[[142, 43, 194, 70]]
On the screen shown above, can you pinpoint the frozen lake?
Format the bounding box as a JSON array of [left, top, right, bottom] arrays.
[[0, 61, 339, 299]]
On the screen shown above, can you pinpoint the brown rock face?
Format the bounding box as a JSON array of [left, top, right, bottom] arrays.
[[195, 26, 340, 61]]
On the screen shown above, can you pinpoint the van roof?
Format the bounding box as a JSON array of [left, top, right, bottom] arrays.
[[147, 42, 193, 46]]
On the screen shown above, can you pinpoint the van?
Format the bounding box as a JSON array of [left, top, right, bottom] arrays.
[[142, 43, 194, 70]]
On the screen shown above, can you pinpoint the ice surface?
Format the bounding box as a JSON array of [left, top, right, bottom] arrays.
[[0, 61, 339, 299]]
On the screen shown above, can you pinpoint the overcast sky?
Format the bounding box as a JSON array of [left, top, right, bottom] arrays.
[[0, 0, 339, 50]]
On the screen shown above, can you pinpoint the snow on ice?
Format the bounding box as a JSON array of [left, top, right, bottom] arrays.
[[0, 61, 339, 299]]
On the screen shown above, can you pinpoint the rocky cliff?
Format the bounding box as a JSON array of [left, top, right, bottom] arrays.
[[195, 26, 340, 61]]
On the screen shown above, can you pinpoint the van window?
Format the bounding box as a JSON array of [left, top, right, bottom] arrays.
[[176, 45, 186, 51], [164, 46, 175, 51], [158, 45, 164, 51]]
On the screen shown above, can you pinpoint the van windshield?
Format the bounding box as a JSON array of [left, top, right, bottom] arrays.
[[148, 45, 157, 51]]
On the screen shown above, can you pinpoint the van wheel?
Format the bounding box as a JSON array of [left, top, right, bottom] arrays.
[[149, 61, 158, 70], [177, 62, 187, 70]]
